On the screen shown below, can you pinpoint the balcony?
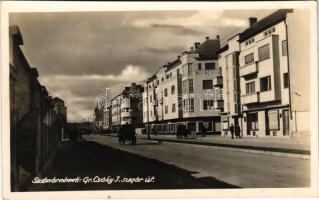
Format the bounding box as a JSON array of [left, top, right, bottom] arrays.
[[194, 69, 214, 75], [240, 61, 258, 77], [213, 76, 223, 87], [241, 92, 260, 105]]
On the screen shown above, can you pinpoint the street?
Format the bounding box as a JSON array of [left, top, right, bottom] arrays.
[[85, 135, 310, 188], [27, 134, 310, 191]]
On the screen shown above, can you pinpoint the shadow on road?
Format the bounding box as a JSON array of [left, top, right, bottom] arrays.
[[26, 141, 239, 191]]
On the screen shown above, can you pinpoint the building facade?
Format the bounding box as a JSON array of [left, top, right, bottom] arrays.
[[9, 25, 67, 191], [110, 83, 144, 131], [219, 9, 310, 138], [143, 36, 223, 134]]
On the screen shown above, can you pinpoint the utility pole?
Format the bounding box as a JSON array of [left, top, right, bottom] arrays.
[[146, 79, 150, 139]]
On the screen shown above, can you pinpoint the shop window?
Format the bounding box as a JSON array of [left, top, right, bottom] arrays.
[[247, 112, 258, 130], [268, 110, 279, 130]]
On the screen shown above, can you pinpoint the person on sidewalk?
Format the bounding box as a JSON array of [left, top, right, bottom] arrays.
[[235, 124, 241, 139], [201, 126, 207, 137], [229, 124, 235, 139]]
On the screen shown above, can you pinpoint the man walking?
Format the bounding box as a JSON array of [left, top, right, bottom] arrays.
[[235, 124, 241, 139], [229, 123, 234, 139]]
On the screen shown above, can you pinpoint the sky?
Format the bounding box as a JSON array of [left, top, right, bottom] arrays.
[[9, 9, 275, 122]]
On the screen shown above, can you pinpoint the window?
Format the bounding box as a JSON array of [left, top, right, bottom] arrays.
[[247, 112, 258, 130], [246, 81, 255, 94], [172, 103, 176, 113], [182, 80, 188, 94], [171, 85, 175, 95], [203, 80, 213, 90], [203, 100, 214, 110], [150, 111, 153, 117], [189, 79, 194, 93], [165, 105, 168, 114], [150, 95, 152, 102], [198, 63, 202, 70], [282, 40, 287, 56], [164, 88, 168, 97], [263, 27, 276, 37], [170, 73, 172, 78], [188, 63, 193, 75], [166, 74, 169, 79], [183, 98, 188, 112], [161, 77, 164, 82], [283, 72, 289, 88], [189, 98, 194, 112], [205, 62, 215, 70], [260, 76, 271, 92], [245, 38, 255, 46], [244, 53, 254, 65], [258, 44, 270, 61], [232, 52, 239, 66]]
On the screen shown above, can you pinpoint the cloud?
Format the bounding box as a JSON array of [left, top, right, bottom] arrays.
[[139, 46, 184, 55], [41, 64, 150, 83], [131, 10, 248, 29], [39, 65, 148, 121]]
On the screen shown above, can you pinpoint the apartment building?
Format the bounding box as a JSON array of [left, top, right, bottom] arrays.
[[111, 83, 144, 131], [236, 9, 310, 138], [143, 36, 223, 134], [218, 34, 241, 137]]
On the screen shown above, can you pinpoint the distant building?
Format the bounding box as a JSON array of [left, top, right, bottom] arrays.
[[143, 36, 222, 134], [110, 83, 144, 131]]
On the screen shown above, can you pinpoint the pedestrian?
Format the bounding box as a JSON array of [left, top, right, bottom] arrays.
[[201, 126, 206, 137], [235, 124, 241, 139], [229, 123, 234, 139]]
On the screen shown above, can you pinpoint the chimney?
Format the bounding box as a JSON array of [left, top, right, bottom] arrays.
[[216, 35, 220, 40], [190, 46, 194, 51], [249, 17, 257, 27], [177, 55, 181, 59], [205, 36, 210, 40], [193, 42, 200, 49]]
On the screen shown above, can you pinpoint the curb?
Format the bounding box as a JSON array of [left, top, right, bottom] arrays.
[[102, 134, 310, 160], [138, 137, 310, 160]]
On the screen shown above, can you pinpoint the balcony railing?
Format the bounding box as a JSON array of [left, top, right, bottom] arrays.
[[213, 76, 223, 86], [195, 69, 215, 75], [241, 92, 260, 104], [240, 61, 258, 77]]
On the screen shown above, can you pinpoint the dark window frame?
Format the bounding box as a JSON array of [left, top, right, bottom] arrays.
[[260, 76, 272, 92], [258, 44, 270, 62]]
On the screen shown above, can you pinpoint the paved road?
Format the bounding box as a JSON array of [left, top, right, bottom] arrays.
[[85, 135, 310, 188], [27, 140, 237, 191]]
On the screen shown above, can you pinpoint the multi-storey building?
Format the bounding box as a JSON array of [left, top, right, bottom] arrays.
[[143, 36, 223, 134], [110, 83, 143, 131], [218, 34, 241, 137], [219, 9, 310, 138]]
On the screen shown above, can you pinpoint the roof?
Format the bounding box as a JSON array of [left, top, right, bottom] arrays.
[[194, 39, 220, 60], [9, 25, 23, 45], [165, 58, 182, 72], [239, 9, 293, 42], [216, 44, 229, 54], [53, 97, 65, 103]]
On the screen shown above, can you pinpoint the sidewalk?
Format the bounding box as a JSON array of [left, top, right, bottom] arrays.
[[135, 134, 310, 156]]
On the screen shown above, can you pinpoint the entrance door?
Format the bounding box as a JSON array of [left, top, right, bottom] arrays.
[[283, 110, 290, 136]]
